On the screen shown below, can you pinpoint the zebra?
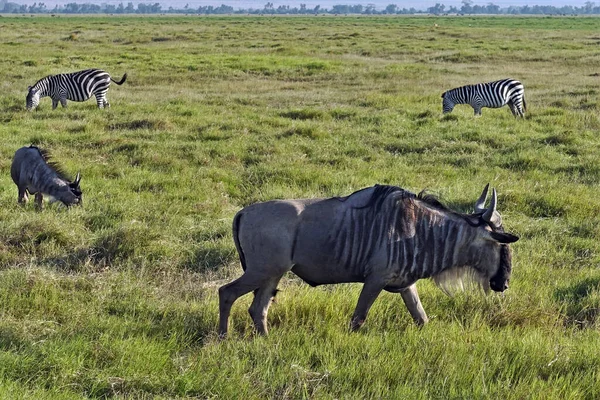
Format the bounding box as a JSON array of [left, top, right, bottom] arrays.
[[11, 145, 82, 209], [441, 78, 526, 117], [26, 69, 127, 111], [218, 184, 518, 336]]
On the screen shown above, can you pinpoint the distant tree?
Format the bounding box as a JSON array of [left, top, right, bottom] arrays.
[[427, 3, 445, 14], [486, 2, 500, 13], [64, 2, 80, 13], [385, 4, 397, 14], [349, 4, 363, 13], [116, 2, 124, 13], [461, 0, 473, 13], [332, 4, 349, 13], [125, 2, 134, 13]]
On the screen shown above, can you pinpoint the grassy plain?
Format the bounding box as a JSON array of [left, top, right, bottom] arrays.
[[0, 14, 599, 398]]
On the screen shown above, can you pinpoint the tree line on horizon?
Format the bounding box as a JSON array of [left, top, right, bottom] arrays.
[[1, 0, 599, 15]]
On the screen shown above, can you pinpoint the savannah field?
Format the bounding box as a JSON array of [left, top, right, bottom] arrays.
[[0, 14, 599, 399]]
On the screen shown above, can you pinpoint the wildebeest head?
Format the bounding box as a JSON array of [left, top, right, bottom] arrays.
[[64, 171, 83, 206], [472, 184, 519, 292], [26, 86, 41, 111]]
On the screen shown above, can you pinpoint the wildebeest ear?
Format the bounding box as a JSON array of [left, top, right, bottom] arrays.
[[490, 231, 519, 244]]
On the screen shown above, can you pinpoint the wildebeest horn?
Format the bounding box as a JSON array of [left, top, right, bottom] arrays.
[[482, 188, 497, 223], [474, 183, 489, 213]]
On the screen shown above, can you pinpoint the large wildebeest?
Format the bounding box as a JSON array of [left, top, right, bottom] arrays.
[[11, 145, 82, 209], [219, 184, 519, 336]]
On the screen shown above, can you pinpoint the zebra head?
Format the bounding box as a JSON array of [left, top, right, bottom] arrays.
[[473, 184, 518, 292], [441, 91, 455, 114], [26, 86, 41, 111]]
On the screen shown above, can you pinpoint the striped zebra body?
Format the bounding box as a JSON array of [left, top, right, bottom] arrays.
[[442, 78, 526, 117], [26, 69, 127, 111]]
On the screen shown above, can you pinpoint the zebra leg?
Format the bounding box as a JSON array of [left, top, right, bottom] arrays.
[[95, 94, 110, 108], [400, 284, 429, 326], [248, 275, 283, 335], [508, 101, 523, 117], [515, 101, 525, 117], [52, 99, 58, 109], [350, 277, 387, 331], [60, 98, 67, 108]]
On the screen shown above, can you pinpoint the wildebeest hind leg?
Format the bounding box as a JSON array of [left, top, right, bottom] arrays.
[[350, 278, 386, 331], [248, 275, 283, 335], [400, 284, 428, 326], [218, 273, 272, 337]]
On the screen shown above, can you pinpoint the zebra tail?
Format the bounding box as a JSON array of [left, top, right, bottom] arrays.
[[523, 96, 527, 112], [111, 73, 128, 85]]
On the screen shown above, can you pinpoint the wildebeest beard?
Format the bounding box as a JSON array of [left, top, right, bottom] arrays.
[[489, 245, 512, 292]]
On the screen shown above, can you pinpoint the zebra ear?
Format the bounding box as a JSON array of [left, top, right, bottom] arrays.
[[74, 171, 81, 187]]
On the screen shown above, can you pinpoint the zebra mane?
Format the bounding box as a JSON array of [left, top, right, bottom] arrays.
[[31, 75, 50, 90], [30, 145, 73, 182]]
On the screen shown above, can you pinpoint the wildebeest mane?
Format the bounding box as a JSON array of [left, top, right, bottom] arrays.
[[417, 190, 483, 227], [30, 145, 73, 182], [337, 184, 413, 211]]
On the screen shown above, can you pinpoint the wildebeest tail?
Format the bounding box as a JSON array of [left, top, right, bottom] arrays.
[[111, 73, 127, 85], [232, 211, 247, 271]]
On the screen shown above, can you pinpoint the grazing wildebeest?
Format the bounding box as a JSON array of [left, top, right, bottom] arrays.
[[218, 184, 519, 336], [11, 145, 82, 209]]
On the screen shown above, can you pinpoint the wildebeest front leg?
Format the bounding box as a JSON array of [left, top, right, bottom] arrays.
[[17, 187, 29, 204], [248, 275, 283, 335], [34, 192, 43, 210], [350, 278, 387, 331], [400, 284, 429, 326]]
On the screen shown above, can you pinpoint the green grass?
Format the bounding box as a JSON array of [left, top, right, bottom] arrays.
[[0, 15, 599, 398]]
